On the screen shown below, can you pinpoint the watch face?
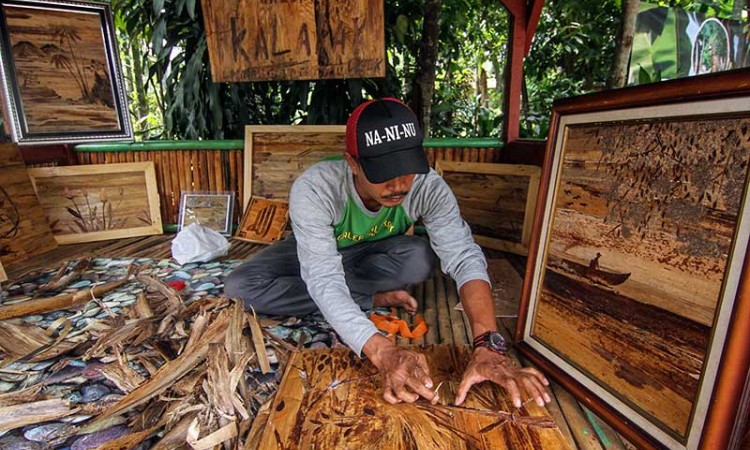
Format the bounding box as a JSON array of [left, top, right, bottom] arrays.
[[489, 332, 505, 348]]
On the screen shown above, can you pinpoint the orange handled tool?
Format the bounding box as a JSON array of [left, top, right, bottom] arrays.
[[369, 309, 428, 339]]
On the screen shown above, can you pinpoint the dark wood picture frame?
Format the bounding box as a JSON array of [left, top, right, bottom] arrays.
[[0, 0, 132, 144], [516, 69, 750, 450]]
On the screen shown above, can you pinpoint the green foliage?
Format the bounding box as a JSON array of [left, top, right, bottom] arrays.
[[655, 0, 738, 17], [430, 0, 508, 137], [521, 0, 620, 139], [109, 0, 631, 141]]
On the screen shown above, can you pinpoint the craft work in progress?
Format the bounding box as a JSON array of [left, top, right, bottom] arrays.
[[235, 197, 289, 244], [178, 192, 235, 235], [258, 345, 572, 449], [27, 162, 162, 244]]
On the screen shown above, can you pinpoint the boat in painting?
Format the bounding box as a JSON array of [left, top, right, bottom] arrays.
[[547, 253, 631, 287]]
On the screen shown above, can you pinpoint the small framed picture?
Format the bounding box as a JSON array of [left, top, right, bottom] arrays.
[[178, 192, 234, 236], [235, 196, 289, 244]]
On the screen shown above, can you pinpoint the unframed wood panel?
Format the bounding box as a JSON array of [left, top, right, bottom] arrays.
[[243, 125, 346, 210], [258, 345, 572, 449], [27, 162, 162, 244], [436, 161, 541, 256], [0, 143, 57, 265]]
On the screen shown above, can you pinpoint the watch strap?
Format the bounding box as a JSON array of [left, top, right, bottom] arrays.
[[473, 330, 508, 354]]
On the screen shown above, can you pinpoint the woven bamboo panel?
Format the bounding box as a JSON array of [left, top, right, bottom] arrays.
[[201, 0, 384, 81], [259, 345, 572, 449], [75, 144, 501, 224], [0, 143, 57, 265]]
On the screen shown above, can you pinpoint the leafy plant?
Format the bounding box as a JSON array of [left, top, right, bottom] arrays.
[[521, 0, 620, 138]]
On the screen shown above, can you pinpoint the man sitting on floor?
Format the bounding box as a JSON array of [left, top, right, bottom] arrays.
[[225, 98, 550, 408]]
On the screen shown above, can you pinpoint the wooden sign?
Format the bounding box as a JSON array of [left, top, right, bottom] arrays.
[[435, 161, 541, 256], [0, 142, 57, 265], [235, 196, 289, 244], [27, 162, 163, 244], [259, 345, 571, 448], [201, 0, 385, 81], [243, 125, 345, 210]]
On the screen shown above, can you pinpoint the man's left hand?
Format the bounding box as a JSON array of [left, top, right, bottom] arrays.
[[454, 347, 551, 408]]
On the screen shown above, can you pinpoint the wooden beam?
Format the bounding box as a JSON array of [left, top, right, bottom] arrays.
[[498, 0, 526, 143], [525, 0, 545, 55]]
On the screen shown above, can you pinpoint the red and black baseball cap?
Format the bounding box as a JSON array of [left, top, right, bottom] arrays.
[[346, 98, 429, 184]]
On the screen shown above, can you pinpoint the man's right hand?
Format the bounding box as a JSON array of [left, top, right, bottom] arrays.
[[363, 334, 435, 404]]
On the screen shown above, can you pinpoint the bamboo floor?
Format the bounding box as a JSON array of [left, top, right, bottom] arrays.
[[3, 234, 643, 449]]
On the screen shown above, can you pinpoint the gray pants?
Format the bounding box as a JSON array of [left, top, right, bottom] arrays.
[[224, 234, 436, 315]]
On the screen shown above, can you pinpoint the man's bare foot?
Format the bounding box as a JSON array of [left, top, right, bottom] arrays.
[[373, 290, 418, 314]]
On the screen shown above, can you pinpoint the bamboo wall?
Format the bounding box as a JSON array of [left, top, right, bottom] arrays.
[[75, 146, 501, 225]]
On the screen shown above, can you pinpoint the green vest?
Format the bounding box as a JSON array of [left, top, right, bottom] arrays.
[[333, 197, 413, 249]]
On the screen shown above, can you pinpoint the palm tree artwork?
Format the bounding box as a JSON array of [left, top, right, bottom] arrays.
[[3, 3, 120, 133]]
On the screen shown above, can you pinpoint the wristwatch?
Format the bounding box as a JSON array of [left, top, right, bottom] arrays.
[[473, 331, 508, 355]]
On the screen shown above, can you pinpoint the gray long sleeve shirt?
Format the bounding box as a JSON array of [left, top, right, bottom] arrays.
[[289, 160, 489, 356]]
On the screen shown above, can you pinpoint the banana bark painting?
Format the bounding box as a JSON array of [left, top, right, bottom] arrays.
[[521, 88, 750, 449], [0, 0, 132, 144]]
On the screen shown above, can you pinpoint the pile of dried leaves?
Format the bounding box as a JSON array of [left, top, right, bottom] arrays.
[[0, 262, 293, 449]]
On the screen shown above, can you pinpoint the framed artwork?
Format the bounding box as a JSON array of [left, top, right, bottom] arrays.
[[27, 162, 162, 244], [0, 0, 132, 144], [435, 161, 540, 256], [235, 196, 289, 244], [243, 125, 345, 211], [178, 192, 235, 236], [0, 142, 57, 265], [516, 69, 750, 450]]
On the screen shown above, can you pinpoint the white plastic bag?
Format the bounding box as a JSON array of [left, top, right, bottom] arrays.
[[171, 223, 230, 264]]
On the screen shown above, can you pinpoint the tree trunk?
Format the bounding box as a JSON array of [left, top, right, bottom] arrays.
[[411, 0, 441, 138], [130, 41, 149, 133], [608, 0, 640, 88], [733, 0, 748, 68], [478, 65, 488, 108]]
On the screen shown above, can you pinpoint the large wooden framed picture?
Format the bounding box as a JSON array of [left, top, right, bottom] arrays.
[[516, 70, 750, 450], [27, 162, 162, 244], [0, 0, 132, 144], [243, 125, 345, 211]]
